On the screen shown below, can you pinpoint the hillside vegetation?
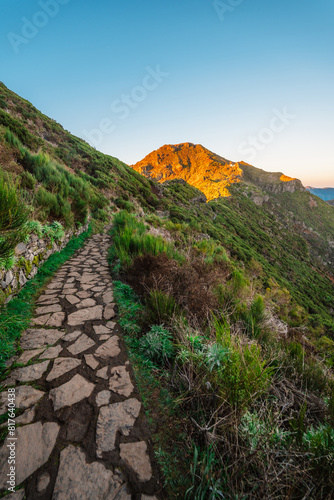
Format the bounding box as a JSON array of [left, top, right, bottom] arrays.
[[0, 83, 334, 499]]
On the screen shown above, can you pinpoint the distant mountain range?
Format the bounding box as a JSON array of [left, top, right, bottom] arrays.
[[306, 186, 334, 203]]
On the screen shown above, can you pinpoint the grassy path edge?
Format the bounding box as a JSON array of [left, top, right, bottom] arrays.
[[0, 225, 92, 375]]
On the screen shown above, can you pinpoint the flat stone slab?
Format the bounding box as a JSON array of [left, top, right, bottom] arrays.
[[21, 328, 65, 349], [39, 345, 62, 359], [96, 366, 108, 380], [94, 336, 120, 361], [67, 306, 103, 326], [80, 273, 98, 284], [104, 304, 116, 320], [93, 325, 111, 335], [120, 441, 153, 481], [52, 445, 125, 500], [67, 334, 96, 355], [47, 312, 66, 327], [77, 298, 97, 309], [46, 358, 81, 382], [9, 360, 50, 383], [62, 288, 78, 295], [96, 390, 111, 407], [63, 330, 81, 342], [37, 297, 59, 305], [77, 291, 92, 299], [96, 399, 141, 457], [84, 354, 99, 370], [0, 385, 44, 415], [102, 291, 114, 304], [109, 366, 134, 397], [50, 374, 95, 411], [17, 348, 45, 365], [66, 294, 80, 305], [0, 422, 59, 488], [15, 404, 36, 426], [35, 304, 62, 315]]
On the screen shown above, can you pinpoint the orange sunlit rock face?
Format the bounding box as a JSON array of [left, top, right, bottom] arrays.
[[280, 174, 296, 182], [131, 143, 243, 201], [131, 143, 304, 201]]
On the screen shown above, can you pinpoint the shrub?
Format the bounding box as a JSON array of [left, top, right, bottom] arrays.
[[139, 325, 174, 365]]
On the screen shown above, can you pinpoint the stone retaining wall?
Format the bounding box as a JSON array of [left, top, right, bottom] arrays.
[[0, 223, 89, 305]]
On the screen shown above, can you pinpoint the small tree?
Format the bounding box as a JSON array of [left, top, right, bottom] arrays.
[[0, 170, 29, 263]]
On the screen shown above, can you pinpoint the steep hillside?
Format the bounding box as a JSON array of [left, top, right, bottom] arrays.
[[0, 82, 159, 228], [131, 143, 304, 200]]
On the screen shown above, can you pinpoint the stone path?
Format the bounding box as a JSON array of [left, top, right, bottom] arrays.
[[0, 234, 160, 499]]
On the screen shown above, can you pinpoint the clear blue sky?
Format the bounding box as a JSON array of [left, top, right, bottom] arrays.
[[1, 0, 333, 186]]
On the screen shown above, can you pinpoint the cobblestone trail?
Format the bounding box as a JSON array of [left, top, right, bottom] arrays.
[[0, 234, 160, 500]]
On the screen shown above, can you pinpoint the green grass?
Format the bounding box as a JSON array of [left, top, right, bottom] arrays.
[[0, 225, 92, 374]]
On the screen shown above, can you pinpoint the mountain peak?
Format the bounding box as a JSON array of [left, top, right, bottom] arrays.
[[131, 143, 303, 201]]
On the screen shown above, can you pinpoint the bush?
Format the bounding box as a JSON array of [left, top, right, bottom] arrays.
[[139, 325, 174, 365]]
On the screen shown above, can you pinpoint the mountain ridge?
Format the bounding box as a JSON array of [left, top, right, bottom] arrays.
[[131, 142, 304, 201]]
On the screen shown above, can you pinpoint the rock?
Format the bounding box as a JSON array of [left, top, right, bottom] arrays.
[[47, 281, 63, 290], [109, 366, 134, 397], [96, 399, 141, 457], [91, 286, 105, 292], [10, 360, 50, 383], [96, 366, 109, 380], [19, 270, 27, 286], [39, 345, 62, 359], [96, 390, 111, 407], [63, 330, 81, 342], [141, 496, 158, 500], [47, 312, 66, 327], [15, 405, 36, 425], [0, 422, 59, 488], [93, 325, 112, 335], [67, 334, 96, 355], [5, 270, 14, 285], [102, 291, 114, 304], [37, 471, 51, 492], [37, 297, 60, 305], [33, 313, 51, 325], [62, 288, 78, 295], [76, 290, 92, 299], [35, 304, 62, 315], [104, 304, 116, 320], [37, 294, 58, 303], [95, 336, 120, 361], [120, 441, 153, 481], [0, 386, 44, 415], [84, 354, 99, 370], [100, 335, 110, 340], [65, 296, 78, 307], [17, 348, 45, 364], [46, 358, 81, 381], [52, 445, 124, 500], [20, 328, 65, 349], [67, 306, 103, 326], [80, 273, 98, 284], [106, 321, 117, 330], [50, 374, 95, 411], [77, 298, 97, 309]]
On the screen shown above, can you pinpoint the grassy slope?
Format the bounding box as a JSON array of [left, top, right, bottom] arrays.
[[0, 82, 160, 226]]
